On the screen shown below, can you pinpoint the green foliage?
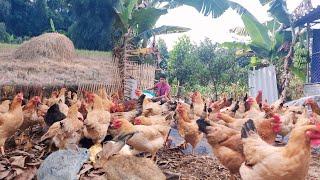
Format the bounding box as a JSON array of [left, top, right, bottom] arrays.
[[167, 36, 248, 98], [132, 25, 191, 43], [0, 23, 9, 42], [2, 0, 73, 37], [68, 0, 113, 51], [162, 0, 230, 18], [50, 19, 56, 32], [158, 38, 169, 70]]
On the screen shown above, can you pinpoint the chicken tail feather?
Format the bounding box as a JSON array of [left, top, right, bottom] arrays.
[[241, 119, 256, 139], [196, 118, 210, 134]]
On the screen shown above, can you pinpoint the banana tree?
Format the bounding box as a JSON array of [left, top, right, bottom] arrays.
[[229, 0, 302, 99]]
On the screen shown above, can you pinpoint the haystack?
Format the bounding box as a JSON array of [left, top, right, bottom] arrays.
[[13, 33, 75, 63]]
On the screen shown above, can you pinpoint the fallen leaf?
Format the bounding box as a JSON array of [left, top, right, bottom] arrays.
[[14, 166, 37, 180], [78, 164, 93, 176], [14, 167, 24, 176], [9, 156, 26, 169], [0, 164, 7, 171], [5, 170, 16, 180], [25, 161, 42, 166], [33, 145, 44, 151], [0, 169, 11, 179]]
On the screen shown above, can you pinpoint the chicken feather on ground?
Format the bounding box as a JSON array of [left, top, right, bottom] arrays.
[[240, 119, 320, 180]]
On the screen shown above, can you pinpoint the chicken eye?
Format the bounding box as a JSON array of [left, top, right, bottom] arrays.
[[96, 154, 101, 160]]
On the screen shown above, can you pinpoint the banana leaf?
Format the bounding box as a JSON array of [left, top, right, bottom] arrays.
[[259, 0, 273, 6], [161, 0, 229, 18], [131, 25, 191, 42], [130, 8, 168, 34], [267, 0, 290, 26], [113, 0, 138, 28], [230, 2, 272, 58]]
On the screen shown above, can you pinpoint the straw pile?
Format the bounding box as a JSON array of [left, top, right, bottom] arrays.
[[13, 33, 75, 63]]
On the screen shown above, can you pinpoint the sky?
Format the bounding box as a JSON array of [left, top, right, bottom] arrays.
[[155, 0, 320, 50]]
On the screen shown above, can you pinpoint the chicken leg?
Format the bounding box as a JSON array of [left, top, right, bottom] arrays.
[[1, 146, 4, 155], [278, 136, 285, 144], [191, 147, 195, 156], [229, 173, 236, 180]]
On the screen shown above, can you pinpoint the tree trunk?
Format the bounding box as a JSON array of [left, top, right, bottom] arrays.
[[280, 25, 299, 100]]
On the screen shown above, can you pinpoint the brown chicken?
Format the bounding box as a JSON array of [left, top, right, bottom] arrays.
[[197, 118, 245, 180], [191, 91, 206, 118], [176, 104, 203, 155], [256, 90, 262, 105], [57, 88, 67, 104], [0, 93, 24, 155], [41, 102, 83, 149], [240, 119, 320, 180], [43, 90, 59, 107], [97, 88, 115, 112], [305, 98, 320, 115], [133, 112, 174, 126], [83, 92, 111, 144], [0, 100, 10, 113], [109, 118, 167, 160], [243, 97, 265, 119], [217, 112, 281, 145], [20, 96, 42, 131], [134, 89, 172, 116]]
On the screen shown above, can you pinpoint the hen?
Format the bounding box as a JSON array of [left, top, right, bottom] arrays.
[[191, 91, 207, 118], [197, 118, 245, 180], [0, 100, 10, 113], [109, 118, 167, 160], [217, 112, 281, 145], [20, 96, 42, 131], [41, 102, 83, 149], [0, 93, 24, 155], [240, 119, 320, 180], [83, 92, 111, 144], [44, 104, 66, 131], [176, 104, 203, 155]]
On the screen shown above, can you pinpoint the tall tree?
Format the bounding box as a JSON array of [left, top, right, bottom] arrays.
[[68, 0, 113, 51]]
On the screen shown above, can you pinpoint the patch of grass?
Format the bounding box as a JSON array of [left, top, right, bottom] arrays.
[[0, 43, 19, 49], [76, 49, 112, 57]]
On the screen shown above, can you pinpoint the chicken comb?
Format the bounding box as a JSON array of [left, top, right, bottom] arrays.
[[273, 115, 281, 122], [246, 96, 254, 102], [306, 98, 314, 104]]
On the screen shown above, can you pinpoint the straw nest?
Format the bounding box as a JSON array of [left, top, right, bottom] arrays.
[[13, 33, 75, 63]]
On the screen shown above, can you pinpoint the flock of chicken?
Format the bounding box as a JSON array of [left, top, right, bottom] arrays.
[[0, 88, 319, 180]]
